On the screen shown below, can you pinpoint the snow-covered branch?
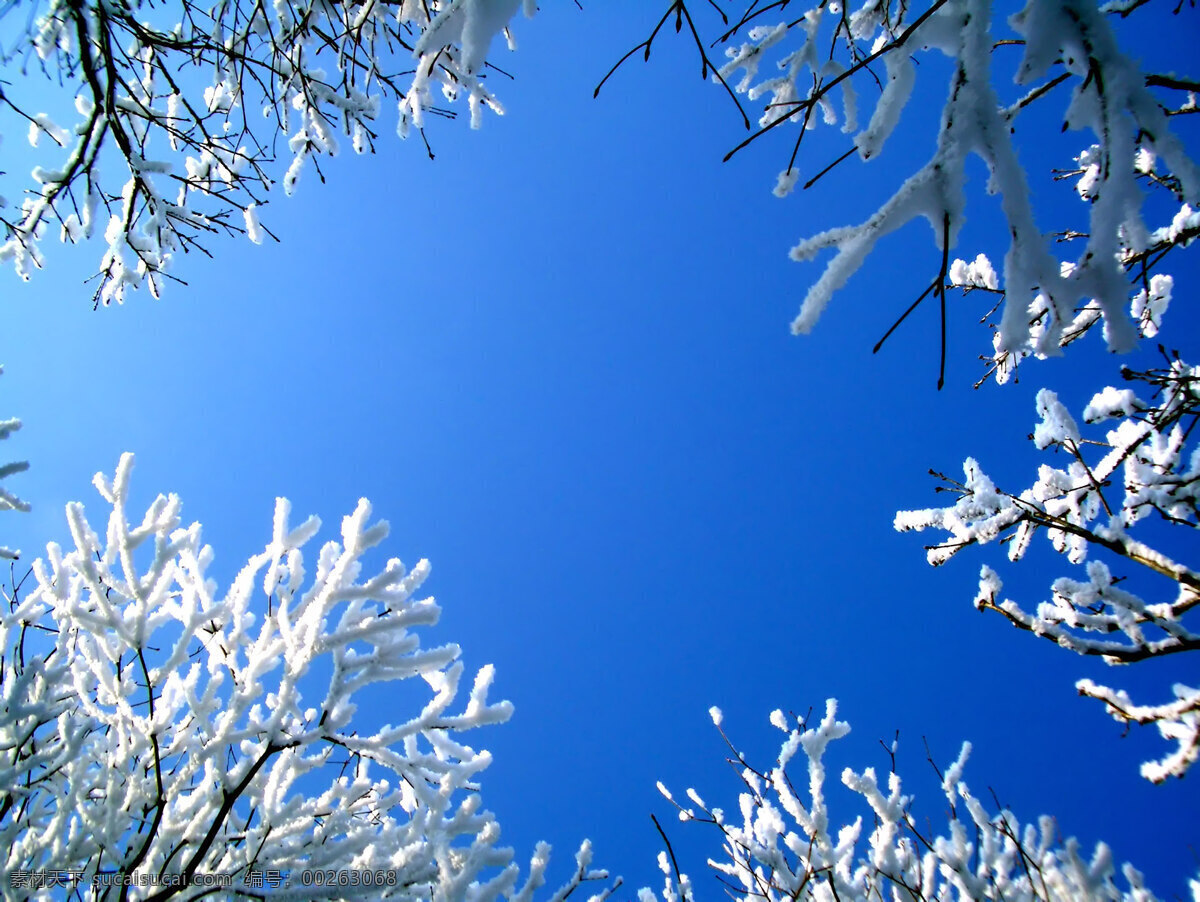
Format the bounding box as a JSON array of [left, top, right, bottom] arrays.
[[0, 366, 29, 561], [0, 0, 534, 304], [896, 355, 1199, 780], [0, 454, 615, 900], [606, 0, 1198, 383], [643, 702, 1173, 901]]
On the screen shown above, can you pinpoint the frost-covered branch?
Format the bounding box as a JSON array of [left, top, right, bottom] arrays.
[[896, 355, 1199, 780], [957, 164, 1196, 387], [0, 0, 534, 304], [642, 702, 1172, 901], [0, 454, 615, 899], [0, 366, 29, 561], [609, 0, 1199, 384]]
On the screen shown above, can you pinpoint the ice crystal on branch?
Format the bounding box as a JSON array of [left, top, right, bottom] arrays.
[[0, 0, 534, 304], [896, 355, 1200, 781], [0, 454, 615, 900]]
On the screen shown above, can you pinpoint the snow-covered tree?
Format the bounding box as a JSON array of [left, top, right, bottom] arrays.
[[606, 0, 1198, 782], [1, 453, 615, 900], [645, 702, 1186, 902], [601, 0, 1198, 385], [0, 0, 533, 304], [896, 355, 1199, 783]]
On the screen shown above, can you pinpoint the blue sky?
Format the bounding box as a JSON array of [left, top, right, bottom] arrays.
[[3, 1, 1199, 896]]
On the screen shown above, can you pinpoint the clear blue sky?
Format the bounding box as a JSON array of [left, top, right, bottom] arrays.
[[3, 1, 1198, 896]]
